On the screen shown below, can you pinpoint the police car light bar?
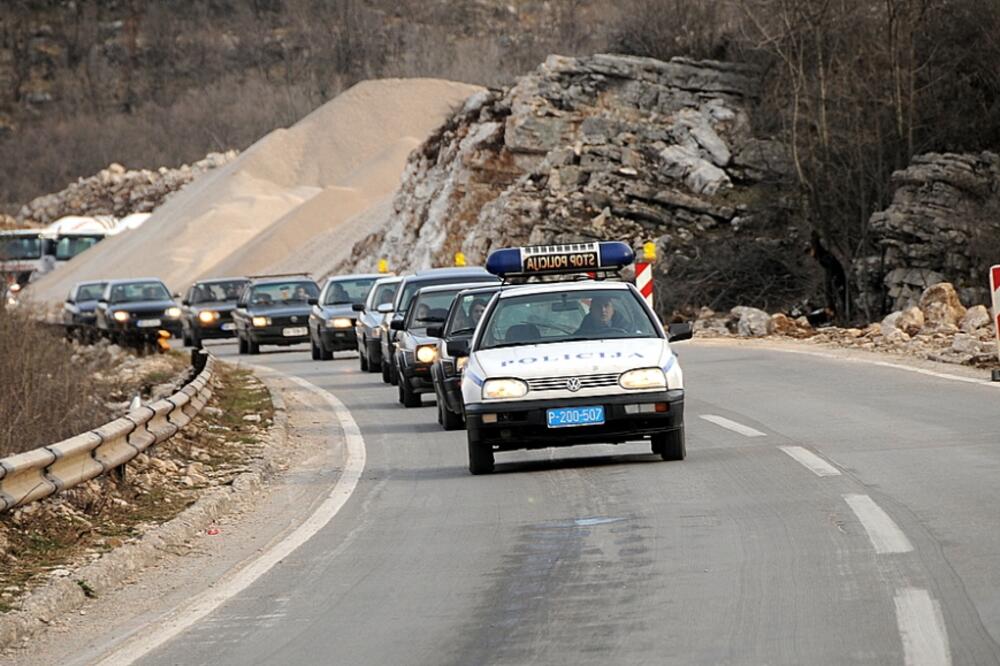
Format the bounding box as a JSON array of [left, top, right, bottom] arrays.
[[486, 241, 635, 278]]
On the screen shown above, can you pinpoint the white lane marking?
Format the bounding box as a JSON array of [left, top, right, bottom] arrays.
[[699, 414, 767, 438], [97, 371, 367, 665], [693, 340, 999, 390], [843, 494, 913, 554], [779, 445, 842, 477], [895, 588, 951, 666]]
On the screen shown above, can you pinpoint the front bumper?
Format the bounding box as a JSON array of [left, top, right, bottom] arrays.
[[195, 321, 238, 339], [112, 320, 183, 339], [248, 326, 310, 345], [399, 355, 435, 394], [465, 389, 684, 451], [319, 327, 357, 351]]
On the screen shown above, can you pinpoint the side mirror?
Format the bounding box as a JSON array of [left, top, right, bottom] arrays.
[[390, 318, 405, 331], [308, 297, 319, 306], [181, 299, 190, 306], [352, 303, 365, 312], [98, 298, 107, 304], [377, 303, 393, 314], [426, 325, 444, 338], [447, 339, 470, 357], [668, 322, 693, 343], [65, 298, 75, 305]]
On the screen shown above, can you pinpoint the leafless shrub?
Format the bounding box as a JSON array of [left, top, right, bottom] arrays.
[[0, 308, 112, 457]]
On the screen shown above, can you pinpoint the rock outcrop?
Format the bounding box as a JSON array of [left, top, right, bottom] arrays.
[[17, 152, 238, 226], [860, 151, 1000, 312], [347, 54, 799, 314]]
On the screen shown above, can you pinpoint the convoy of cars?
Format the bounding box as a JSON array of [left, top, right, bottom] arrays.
[[64, 239, 690, 475]]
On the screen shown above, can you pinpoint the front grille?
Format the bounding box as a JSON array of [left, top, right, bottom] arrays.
[[526, 372, 620, 391], [130, 308, 166, 318], [270, 315, 307, 327]]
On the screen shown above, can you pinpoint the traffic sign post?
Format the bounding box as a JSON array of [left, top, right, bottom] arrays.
[[635, 241, 656, 311], [991, 264, 1000, 381]]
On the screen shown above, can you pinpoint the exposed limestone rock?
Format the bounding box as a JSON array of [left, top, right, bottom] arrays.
[[730, 306, 769, 337], [897, 307, 925, 336], [860, 151, 1000, 312], [919, 282, 967, 328], [17, 152, 237, 226], [346, 53, 796, 315], [960, 305, 991, 333]]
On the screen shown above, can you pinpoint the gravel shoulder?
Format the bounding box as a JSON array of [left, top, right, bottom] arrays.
[[2, 359, 345, 666]]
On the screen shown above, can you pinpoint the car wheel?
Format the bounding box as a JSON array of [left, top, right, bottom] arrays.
[[359, 348, 369, 371], [311, 337, 321, 360], [652, 426, 686, 461], [389, 359, 399, 386], [467, 429, 494, 475], [182, 328, 192, 347], [381, 357, 392, 384], [320, 343, 334, 361], [441, 402, 463, 431], [248, 338, 260, 355], [400, 378, 420, 408]]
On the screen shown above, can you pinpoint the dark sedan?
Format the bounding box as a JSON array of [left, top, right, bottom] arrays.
[[95, 278, 183, 344], [232, 276, 319, 355], [63, 280, 107, 333], [180, 277, 249, 348], [393, 282, 491, 408], [428, 285, 500, 429], [308, 273, 382, 361]]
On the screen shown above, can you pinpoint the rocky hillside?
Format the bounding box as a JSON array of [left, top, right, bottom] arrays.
[[856, 152, 1000, 313], [348, 53, 805, 315]]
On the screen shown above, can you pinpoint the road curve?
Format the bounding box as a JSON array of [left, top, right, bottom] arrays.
[[124, 342, 1000, 665]]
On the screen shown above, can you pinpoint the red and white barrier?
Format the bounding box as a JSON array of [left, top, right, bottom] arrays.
[[991, 264, 1000, 369], [636, 261, 653, 310]]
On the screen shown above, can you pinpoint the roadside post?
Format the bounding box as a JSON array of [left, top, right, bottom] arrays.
[[635, 241, 655, 311], [454, 252, 467, 267], [378, 258, 389, 274], [991, 264, 1000, 381]]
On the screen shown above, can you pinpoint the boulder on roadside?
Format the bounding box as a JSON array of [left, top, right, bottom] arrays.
[[896, 306, 924, 336], [880, 311, 903, 337], [959, 304, 991, 333], [919, 282, 967, 329], [730, 306, 769, 337], [767, 313, 813, 338]]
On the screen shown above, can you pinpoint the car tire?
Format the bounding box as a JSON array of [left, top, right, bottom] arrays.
[[441, 402, 463, 431], [191, 331, 203, 350], [359, 348, 369, 371], [381, 357, 392, 384], [389, 359, 399, 386], [248, 338, 260, 355], [653, 427, 686, 461], [467, 430, 494, 475], [400, 377, 420, 408], [320, 344, 333, 361], [182, 328, 192, 347], [311, 337, 321, 360], [436, 399, 444, 425]]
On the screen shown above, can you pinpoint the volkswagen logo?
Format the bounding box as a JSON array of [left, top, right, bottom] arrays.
[[566, 377, 581, 392], [291, 316, 299, 323]]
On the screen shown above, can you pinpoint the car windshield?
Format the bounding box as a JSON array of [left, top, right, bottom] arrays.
[[324, 277, 376, 305], [248, 281, 319, 306], [191, 280, 247, 304], [406, 289, 463, 330], [76, 283, 106, 301], [55, 235, 102, 260], [397, 275, 497, 312], [445, 290, 498, 336], [109, 281, 171, 303], [478, 288, 659, 350], [0, 236, 42, 260], [369, 281, 399, 308]]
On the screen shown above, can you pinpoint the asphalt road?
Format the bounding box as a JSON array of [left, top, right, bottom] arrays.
[[132, 342, 1000, 665]]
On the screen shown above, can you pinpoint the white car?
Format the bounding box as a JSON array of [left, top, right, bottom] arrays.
[[453, 242, 691, 475]]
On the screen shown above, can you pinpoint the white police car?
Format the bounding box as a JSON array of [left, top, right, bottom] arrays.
[[452, 242, 692, 474]]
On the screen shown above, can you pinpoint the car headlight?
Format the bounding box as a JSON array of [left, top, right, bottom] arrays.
[[165, 306, 182, 318], [112, 310, 130, 322], [618, 367, 667, 390], [252, 316, 271, 327], [415, 344, 438, 364], [482, 378, 528, 400], [198, 310, 219, 323], [456, 356, 468, 371], [329, 317, 352, 329]]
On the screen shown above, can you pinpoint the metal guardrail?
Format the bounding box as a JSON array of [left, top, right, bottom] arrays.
[[0, 355, 216, 513]]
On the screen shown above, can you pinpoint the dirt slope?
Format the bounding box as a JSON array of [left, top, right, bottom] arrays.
[[27, 78, 481, 303]]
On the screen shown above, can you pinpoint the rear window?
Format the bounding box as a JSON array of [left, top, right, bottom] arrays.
[[109, 281, 170, 303], [248, 281, 319, 305]]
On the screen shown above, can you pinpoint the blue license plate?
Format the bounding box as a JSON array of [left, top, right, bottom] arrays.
[[546, 406, 605, 428]]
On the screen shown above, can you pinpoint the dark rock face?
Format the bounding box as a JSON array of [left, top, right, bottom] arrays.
[[347, 53, 806, 315], [859, 151, 1000, 311]]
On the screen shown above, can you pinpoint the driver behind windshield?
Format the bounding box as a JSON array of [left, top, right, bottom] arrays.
[[574, 293, 627, 335]]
